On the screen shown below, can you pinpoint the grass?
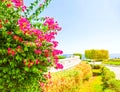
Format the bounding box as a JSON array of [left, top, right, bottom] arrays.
[[102, 59, 120, 65], [103, 61, 120, 65]]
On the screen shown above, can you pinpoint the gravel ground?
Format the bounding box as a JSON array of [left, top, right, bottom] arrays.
[[105, 65, 120, 80]]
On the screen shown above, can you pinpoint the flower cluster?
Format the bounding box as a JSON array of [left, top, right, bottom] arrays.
[[12, 0, 23, 8], [44, 17, 62, 31], [17, 15, 63, 69], [18, 17, 31, 33]]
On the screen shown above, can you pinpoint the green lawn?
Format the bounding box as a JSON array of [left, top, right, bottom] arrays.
[[102, 59, 120, 65]]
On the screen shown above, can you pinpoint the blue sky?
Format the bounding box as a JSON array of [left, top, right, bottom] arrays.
[[25, 0, 120, 54]]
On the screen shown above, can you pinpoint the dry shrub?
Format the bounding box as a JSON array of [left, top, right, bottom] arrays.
[[75, 61, 93, 80]]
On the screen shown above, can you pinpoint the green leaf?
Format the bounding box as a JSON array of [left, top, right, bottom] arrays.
[[16, 55, 20, 60], [22, 53, 26, 57], [24, 47, 28, 51], [3, 68, 8, 73], [16, 69, 20, 74], [24, 67, 29, 72], [32, 67, 39, 73]]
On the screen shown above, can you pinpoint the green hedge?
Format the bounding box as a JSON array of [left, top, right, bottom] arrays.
[[103, 59, 120, 65], [73, 53, 82, 59], [101, 67, 120, 92], [58, 55, 66, 59]]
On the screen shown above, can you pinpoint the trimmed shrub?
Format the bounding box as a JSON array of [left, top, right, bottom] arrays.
[[107, 79, 120, 92], [102, 67, 115, 82], [43, 69, 83, 92], [73, 53, 82, 59], [85, 49, 109, 60], [58, 55, 66, 59], [43, 62, 93, 92], [101, 66, 120, 92], [75, 61, 93, 80]]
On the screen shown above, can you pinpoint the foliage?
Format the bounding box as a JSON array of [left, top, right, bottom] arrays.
[[58, 55, 66, 59], [85, 49, 109, 60], [101, 66, 120, 92], [102, 67, 115, 82], [91, 64, 103, 69], [0, 0, 63, 91], [79, 76, 103, 92], [103, 59, 120, 65], [104, 89, 116, 92], [43, 62, 93, 92], [107, 79, 120, 92], [73, 53, 82, 59], [43, 69, 83, 92], [74, 61, 93, 80]]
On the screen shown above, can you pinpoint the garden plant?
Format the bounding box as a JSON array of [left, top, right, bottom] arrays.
[[0, 0, 63, 92]]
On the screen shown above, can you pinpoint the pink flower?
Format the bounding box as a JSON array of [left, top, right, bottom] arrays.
[[44, 50, 49, 57], [7, 48, 16, 56], [44, 72, 51, 79], [40, 82, 44, 87], [11, 51, 16, 56], [12, 0, 23, 8], [55, 62, 63, 69], [52, 49, 63, 56], [39, 4, 43, 7], [18, 17, 31, 32], [36, 59, 39, 64], [44, 32, 55, 42], [7, 48, 11, 55], [0, 24, 2, 29], [52, 41, 58, 47], [34, 49, 42, 55], [22, 5, 27, 12], [6, 4, 12, 8], [43, 17, 62, 31], [48, 72, 51, 79], [16, 45, 22, 52], [32, 29, 43, 36]]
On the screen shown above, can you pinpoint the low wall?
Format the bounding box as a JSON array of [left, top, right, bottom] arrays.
[[49, 57, 81, 72]]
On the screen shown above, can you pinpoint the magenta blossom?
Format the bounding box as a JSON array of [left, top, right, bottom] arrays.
[[11, 0, 23, 8], [52, 49, 63, 56], [52, 41, 58, 47], [32, 29, 43, 36], [34, 49, 42, 55], [44, 17, 62, 31], [22, 5, 27, 12], [55, 62, 63, 69], [44, 32, 56, 42], [18, 17, 31, 32]]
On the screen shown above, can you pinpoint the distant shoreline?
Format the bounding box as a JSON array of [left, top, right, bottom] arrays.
[[62, 53, 120, 59]]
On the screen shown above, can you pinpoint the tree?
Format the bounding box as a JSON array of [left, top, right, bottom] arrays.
[[73, 53, 82, 59], [85, 49, 109, 61], [0, 0, 63, 91]]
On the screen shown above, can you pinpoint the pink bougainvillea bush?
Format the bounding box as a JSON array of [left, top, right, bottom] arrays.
[[0, 0, 63, 91]]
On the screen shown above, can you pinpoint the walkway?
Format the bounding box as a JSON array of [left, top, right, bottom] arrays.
[[105, 65, 120, 80], [49, 56, 81, 72]]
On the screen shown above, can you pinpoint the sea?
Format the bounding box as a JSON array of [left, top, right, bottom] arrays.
[[61, 53, 120, 60]]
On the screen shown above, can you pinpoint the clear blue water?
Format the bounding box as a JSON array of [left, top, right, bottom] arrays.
[[62, 53, 120, 60]]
